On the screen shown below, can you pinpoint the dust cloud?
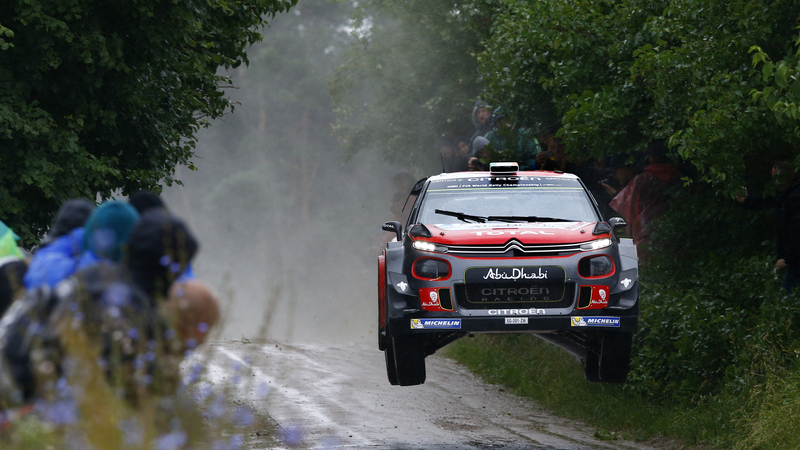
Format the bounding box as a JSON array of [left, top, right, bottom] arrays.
[[160, 3, 435, 345]]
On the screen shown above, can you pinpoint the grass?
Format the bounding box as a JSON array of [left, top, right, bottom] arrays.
[[444, 334, 800, 449]]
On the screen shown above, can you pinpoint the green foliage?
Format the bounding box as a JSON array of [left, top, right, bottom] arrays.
[[0, 0, 296, 243], [329, 0, 484, 169], [734, 364, 800, 450], [476, 0, 800, 195], [628, 187, 800, 401]]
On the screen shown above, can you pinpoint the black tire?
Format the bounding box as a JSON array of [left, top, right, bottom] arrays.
[[583, 348, 601, 382], [598, 331, 632, 383], [384, 345, 399, 385], [391, 335, 426, 386]]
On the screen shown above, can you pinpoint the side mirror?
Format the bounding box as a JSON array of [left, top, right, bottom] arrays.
[[608, 217, 627, 233], [410, 178, 428, 196], [382, 221, 403, 241]]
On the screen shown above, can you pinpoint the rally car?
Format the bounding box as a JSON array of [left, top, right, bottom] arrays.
[[378, 162, 638, 386]]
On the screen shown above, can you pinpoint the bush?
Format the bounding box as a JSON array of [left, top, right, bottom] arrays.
[[629, 186, 800, 400]]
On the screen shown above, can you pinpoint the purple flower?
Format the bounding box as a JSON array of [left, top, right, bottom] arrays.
[[92, 228, 117, 255], [321, 436, 340, 450], [119, 417, 144, 445], [208, 394, 226, 419], [255, 382, 270, 399], [138, 374, 153, 387], [197, 322, 209, 333], [281, 424, 304, 447], [26, 322, 43, 336], [154, 430, 187, 450], [145, 351, 156, 362], [38, 399, 79, 425], [186, 338, 197, 349], [56, 377, 70, 398], [102, 282, 131, 307], [232, 407, 254, 428], [229, 434, 244, 449], [159, 255, 172, 266], [194, 384, 213, 404], [169, 262, 182, 274], [164, 329, 176, 340]]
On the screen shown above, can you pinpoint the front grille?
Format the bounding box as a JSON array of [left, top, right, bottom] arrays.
[[454, 283, 575, 309], [445, 238, 582, 257]]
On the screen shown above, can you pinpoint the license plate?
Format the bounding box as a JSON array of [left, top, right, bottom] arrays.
[[505, 317, 528, 325]]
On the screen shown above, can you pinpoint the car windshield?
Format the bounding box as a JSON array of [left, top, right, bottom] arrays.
[[416, 175, 599, 225]]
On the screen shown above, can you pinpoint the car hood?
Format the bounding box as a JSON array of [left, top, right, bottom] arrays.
[[420, 222, 605, 245]]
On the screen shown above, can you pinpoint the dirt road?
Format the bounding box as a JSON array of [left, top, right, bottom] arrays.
[[201, 341, 661, 450]]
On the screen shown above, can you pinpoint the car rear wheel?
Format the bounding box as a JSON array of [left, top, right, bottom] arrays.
[[391, 335, 426, 386], [585, 331, 632, 383]]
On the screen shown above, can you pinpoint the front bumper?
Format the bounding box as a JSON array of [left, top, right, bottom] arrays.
[[387, 312, 638, 336]]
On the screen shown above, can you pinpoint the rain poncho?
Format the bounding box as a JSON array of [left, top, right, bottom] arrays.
[[0, 221, 23, 259], [76, 200, 140, 271], [23, 228, 84, 289], [609, 163, 681, 245]]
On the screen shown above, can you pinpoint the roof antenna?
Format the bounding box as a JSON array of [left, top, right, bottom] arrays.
[[440, 152, 446, 173]]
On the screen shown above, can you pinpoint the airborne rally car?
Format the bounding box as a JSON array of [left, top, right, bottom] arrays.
[[378, 163, 638, 386]]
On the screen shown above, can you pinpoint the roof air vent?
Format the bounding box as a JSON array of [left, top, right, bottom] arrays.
[[489, 162, 519, 175]]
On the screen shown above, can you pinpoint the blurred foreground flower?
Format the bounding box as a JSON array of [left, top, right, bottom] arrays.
[[281, 424, 305, 447]]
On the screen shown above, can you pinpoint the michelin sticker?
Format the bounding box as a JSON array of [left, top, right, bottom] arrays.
[[411, 319, 461, 330], [570, 316, 620, 327]]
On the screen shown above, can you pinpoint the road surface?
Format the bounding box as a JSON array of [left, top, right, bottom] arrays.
[[201, 341, 662, 450]]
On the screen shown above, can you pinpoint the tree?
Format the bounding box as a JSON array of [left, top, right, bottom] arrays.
[[329, 0, 484, 170], [476, 0, 800, 196], [0, 0, 296, 243]]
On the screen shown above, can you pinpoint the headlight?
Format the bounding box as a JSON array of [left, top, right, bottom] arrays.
[[580, 238, 612, 251], [579, 255, 614, 277], [412, 240, 447, 253], [413, 258, 451, 280]]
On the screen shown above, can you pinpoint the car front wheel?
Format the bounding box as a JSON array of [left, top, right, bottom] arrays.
[[391, 334, 426, 386], [584, 331, 632, 383]]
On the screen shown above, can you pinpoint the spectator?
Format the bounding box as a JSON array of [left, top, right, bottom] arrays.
[[40, 199, 95, 247], [0, 209, 200, 405], [483, 108, 542, 170], [24, 199, 95, 290], [739, 160, 800, 293], [468, 136, 490, 171], [75, 200, 140, 271], [162, 280, 220, 351], [609, 140, 681, 247], [129, 190, 166, 215], [771, 160, 800, 292], [456, 138, 470, 161], [469, 100, 493, 150], [126, 209, 199, 305], [0, 220, 27, 317], [437, 137, 468, 173], [536, 136, 570, 172]]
